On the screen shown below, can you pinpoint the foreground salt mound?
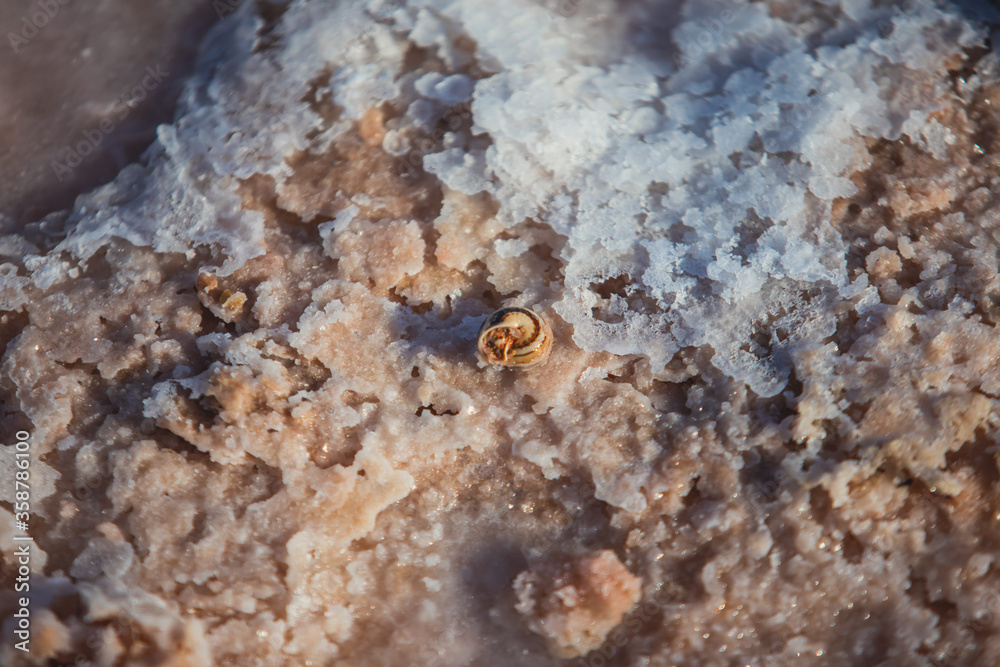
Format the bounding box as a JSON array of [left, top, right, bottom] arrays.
[[2, 0, 1000, 665], [513, 550, 642, 657]]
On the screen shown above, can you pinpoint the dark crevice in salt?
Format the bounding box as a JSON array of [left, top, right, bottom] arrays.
[[301, 66, 344, 132], [415, 404, 459, 417], [252, 0, 293, 54], [944, 427, 1000, 486], [387, 286, 434, 316], [238, 454, 285, 515], [739, 452, 785, 508], [732, 209, 772, 266], [0, 309, 30, 365]]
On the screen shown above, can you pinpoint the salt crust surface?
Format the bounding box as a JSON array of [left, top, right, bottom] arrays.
[[3, 0, 1000, 665]]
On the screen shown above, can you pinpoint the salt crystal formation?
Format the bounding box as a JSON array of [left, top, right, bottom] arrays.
[[2, 0, 1000, 664], [514, 550, 642, 657]]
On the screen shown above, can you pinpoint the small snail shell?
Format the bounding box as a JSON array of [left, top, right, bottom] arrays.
[[477, 307, 553, 368]]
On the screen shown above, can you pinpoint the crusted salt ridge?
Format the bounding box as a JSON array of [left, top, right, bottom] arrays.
[[12, 0, 980, 388], [14, 0, 967, 394], [420, 0, 982, 396]]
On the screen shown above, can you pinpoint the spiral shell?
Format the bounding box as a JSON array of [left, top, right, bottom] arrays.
[[477, 307, 553, 368]]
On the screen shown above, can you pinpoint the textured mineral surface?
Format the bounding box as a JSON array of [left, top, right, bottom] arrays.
[[3, 0, 1000, 665]]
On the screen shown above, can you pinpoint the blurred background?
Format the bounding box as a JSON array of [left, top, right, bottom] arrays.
[[0, 0, 224, 229]]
